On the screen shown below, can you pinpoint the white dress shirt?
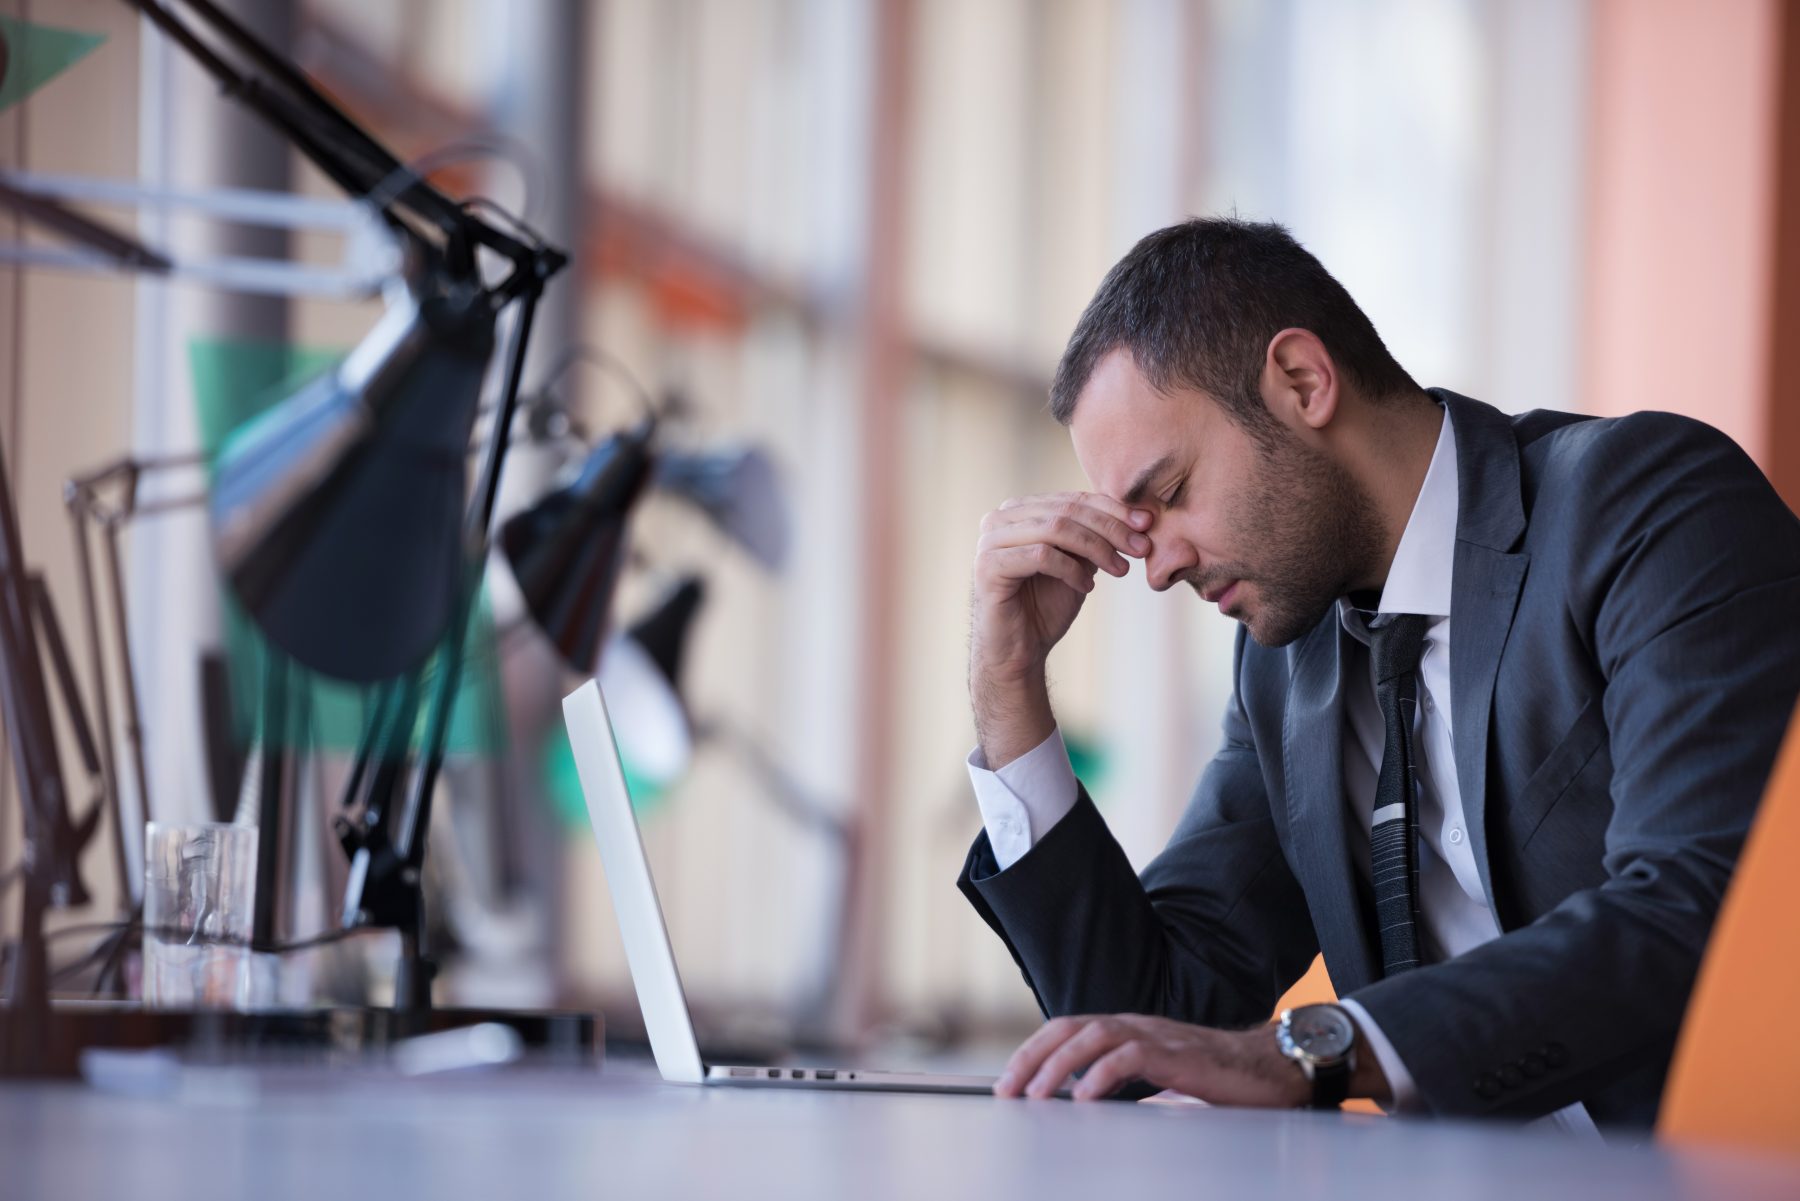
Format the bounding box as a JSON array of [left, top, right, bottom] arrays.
[[967, 408, 1596, 1133]]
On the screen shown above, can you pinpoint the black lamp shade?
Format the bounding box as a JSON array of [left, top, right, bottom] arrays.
[[628, 575, 705, 693], [501, 422, 657, 672], [595, 575, 707, 789], [654, 446, 789, 571], [210, 284, 495, 682]]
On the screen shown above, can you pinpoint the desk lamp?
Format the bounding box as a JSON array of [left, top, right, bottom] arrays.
[[505, 425, 864, 1036], [501, 421, 660, 675], [596, 576, 707, 796], [501, 415, 790, 793], [133, 0, 569, 1018], [2, 0, 571, 1031], [502, 435, 789, 672]]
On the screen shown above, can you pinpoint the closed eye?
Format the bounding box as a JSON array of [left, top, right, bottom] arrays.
[[1162, 477, 1187, 508]]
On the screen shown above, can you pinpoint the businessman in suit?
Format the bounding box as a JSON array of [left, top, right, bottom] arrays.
[[958, 218, 1800, 1129]]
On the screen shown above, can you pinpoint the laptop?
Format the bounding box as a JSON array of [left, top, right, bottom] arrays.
[[562, 679, 999, 1094]]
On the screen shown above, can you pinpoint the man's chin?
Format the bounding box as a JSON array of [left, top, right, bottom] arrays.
[[1188, 581, 1330, 648], [1243, 618, 1300, 649], [1239, 601, 1329, 649]]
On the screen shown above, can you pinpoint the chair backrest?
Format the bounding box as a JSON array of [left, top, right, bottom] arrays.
[[1659, 706, 1800, 1152]]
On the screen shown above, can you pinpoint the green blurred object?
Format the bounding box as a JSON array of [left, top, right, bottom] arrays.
[[542, 722, 666, 830], [1064, 730, 1112, 797], [189, 335, 507, 757], [189, 333, 339, 456], [0, 15, 105, 114]]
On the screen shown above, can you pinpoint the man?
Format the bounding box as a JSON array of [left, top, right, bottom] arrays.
[[958, 218, 1800, 1129]]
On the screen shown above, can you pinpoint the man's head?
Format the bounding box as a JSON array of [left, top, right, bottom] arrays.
[[1055, 218, 1427, 647]]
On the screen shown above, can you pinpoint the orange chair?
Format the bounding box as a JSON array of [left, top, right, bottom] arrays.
[[1659, 707, 1800, 1153]]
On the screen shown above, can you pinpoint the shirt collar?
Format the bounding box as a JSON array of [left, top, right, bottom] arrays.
[[1338, 403, 1459, 631]]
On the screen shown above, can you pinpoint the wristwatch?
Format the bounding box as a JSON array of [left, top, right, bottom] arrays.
[[1277, 1003, 1358, 1109]]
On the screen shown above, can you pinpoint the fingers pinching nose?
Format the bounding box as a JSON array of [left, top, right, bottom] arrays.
[[1129, 509, 1152, 530]]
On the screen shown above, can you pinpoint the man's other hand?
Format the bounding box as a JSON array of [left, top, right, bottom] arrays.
[[993, 1014, 1314, 1106]]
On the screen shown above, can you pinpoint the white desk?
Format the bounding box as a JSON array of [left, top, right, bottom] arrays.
[[3, 1059, 1797, 1200]]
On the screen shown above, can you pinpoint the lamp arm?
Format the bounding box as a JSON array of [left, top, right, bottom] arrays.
[[3, 172, 377, 229], [0, 5, 567, 304], [0, 170, 402, 301], [26, 578, 106, 918], [126, 0, 543, 269], [0, 179, 170, 273], [61, 452, 214, 910], [342, 276, 549, 1016], [67, 451, 207, 501], [128, 0, 399, 214], [66, 504, 130, 911], [27, 576, 103, 782], [394, 281, 545, 866], [178, 0, 423, 200]]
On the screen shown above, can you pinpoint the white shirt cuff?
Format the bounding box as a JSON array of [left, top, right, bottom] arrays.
[[966, 728, 1080, 870], [1338, 998, 1420, 1113]]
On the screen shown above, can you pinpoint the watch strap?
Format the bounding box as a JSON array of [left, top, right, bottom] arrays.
[[1308, 1056, 1352, 1109]]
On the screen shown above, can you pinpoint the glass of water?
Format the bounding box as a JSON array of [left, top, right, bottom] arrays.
[[142, 822, 258, 1009]]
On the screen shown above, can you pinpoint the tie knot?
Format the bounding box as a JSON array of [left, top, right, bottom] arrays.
[[1370, 613, 1432, 684]]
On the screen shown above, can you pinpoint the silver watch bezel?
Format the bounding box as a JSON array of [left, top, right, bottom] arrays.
[[1277, 1003, 1357, 1080]]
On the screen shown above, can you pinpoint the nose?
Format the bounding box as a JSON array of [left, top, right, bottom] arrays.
[[1143, 534, 1199, 593]]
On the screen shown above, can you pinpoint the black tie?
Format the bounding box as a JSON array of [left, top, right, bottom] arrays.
[[1370, 614, 1431, 977]]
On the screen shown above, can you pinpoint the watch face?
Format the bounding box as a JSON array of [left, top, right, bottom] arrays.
[[1287, 1005, 1355, 1061]]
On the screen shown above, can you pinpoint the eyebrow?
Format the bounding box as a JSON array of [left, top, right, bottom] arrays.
[[1121, 454, 1179, 506]]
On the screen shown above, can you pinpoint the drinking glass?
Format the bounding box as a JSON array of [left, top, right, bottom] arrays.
[[142, 822, 258, 1009]]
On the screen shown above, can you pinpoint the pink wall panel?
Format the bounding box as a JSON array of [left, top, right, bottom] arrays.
[[1583, 0, 1781, 464]]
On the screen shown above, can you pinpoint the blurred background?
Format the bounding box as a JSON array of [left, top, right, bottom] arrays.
[[2, 0, 1797, 1060]]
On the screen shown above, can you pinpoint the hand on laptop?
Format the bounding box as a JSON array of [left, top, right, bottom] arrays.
[[993, 1013, 1387, 1106]]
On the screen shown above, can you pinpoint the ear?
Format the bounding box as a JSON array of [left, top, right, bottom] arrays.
[[1260, 328, 1338, 432]]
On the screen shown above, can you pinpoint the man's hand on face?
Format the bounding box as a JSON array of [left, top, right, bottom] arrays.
[[992, 1014, 1323, 1106], [969, 492, 1152, 767], [971, 492, 1153, 676]]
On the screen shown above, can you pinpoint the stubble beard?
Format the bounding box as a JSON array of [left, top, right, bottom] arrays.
[[1195, 428, 1385, 649]]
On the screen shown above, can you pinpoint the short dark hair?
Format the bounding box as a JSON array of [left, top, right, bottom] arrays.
[[1048, 218, 1418, 434]]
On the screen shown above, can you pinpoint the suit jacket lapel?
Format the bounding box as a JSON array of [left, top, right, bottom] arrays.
[[1436, 390, 1529, 913], [1282, 616, 1379, 993], [1449, 543, 1526, 910]]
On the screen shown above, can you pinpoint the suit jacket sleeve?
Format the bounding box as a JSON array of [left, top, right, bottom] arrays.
[[957, 630, 1319, 1030], [1347, 413, 1800, 1120]]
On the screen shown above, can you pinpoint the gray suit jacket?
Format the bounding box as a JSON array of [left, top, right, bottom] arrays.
[[958, 391, 1800, 1130]]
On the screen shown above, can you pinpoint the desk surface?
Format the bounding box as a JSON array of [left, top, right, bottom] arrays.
[[4, 1059, 1797, 1201]]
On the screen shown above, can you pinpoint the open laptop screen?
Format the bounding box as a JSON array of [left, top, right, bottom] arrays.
[[563, 679, 707, 1084]]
